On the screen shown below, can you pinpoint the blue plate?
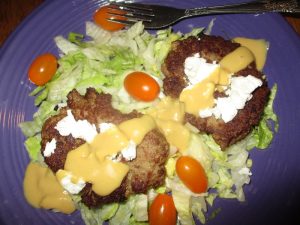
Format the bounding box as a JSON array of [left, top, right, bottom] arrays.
[[1, 0, 300, 224]]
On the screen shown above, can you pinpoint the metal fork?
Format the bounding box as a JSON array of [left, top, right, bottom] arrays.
[[108, 0, 300, 29]]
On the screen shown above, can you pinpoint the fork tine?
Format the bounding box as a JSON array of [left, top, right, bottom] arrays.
[[106, 7, 154, 18], [108, 11, 152, 22], [108, 3, 155, 16], [109, 2, 154, 11], [107, 18, 137, 26], [109, 7, 154, 17]]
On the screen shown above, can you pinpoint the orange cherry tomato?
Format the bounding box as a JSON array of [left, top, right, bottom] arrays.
[[28, 53, 57, 86], [93, 5, 126, 31], [176, 156, 208, 194], [124, 71, 160, 102], [149, 194, 177, 225]]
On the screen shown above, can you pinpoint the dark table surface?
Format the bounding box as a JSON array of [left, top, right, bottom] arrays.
[[0, 0, 299, 47]]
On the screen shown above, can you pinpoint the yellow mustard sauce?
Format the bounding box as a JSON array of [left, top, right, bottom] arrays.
[[23, 162, 75, 214], [60, 115, 155, 196], [147, 97, 190, 152], [219, 46, 255, 73], [179, 67, 220, 115], [56, 169, 82, 185], [219, 68, 231, 86], [119, 115, 156, 144], [233, 37, 268, 71]]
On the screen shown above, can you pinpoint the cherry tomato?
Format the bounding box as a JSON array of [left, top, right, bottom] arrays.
[[149, 194, 177, 225], [28, 53, 57, 86], [176, 156, 208, 193], [93, 5, 126, 31], [124, 71, 160, 102]]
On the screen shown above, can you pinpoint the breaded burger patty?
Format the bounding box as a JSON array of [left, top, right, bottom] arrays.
[[162, 35, 270, 149], [41, 88, 169, 207]]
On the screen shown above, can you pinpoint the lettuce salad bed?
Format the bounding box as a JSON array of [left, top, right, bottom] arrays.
[[20, 21, 278, 225]]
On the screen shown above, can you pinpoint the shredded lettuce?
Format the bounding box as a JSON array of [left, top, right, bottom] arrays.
[[165, 156, 177, 178], [191, 196, 207, 224], [109, 197, 135, 225], [55, 35, 80, 55], [68, 32, 86, 47], [24, 135, 41, 161], [128, 218, 148, 225], [172, 189, 194, 225], [79, 195, 148, 225], [76, 196, 119, 225], [132, 195, 148, 222], [19, 100, 57, 138], [184, 133, 213, 171], [251, 84, 278, 149]]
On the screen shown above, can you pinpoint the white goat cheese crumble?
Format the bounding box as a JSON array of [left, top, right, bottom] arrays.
[[44, 138, 57, 157], [184, 53, 219, 86], [199, 75, 263, 122], [110, 140, 137, 162], [121, 140, 137, 161], [99, 122, 115, 133], [59, 174, 86, 194], [55, 110, 97, 143]]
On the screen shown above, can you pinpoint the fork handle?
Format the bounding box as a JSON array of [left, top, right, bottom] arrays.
[[185, 0, 300, 16]]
